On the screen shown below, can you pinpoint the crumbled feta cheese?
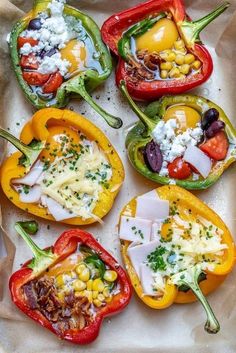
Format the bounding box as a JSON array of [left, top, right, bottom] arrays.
[[48, 0, 65, 16], [20, 43, 32, 55], [19, 0, 78, 75], [192, 172, 199, 181], [38, 52, 71, 75], [152, 118, 203, 176]]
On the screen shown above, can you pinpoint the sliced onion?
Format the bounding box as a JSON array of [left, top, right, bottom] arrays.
[[183, 145, 212, 178], [45, 197, 77, 221], [12, 160, 44, 186], [19, 185, 42, 203]]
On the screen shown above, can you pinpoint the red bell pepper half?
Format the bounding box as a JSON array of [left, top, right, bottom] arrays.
[[9, 222, 132, 344], [101, 0, 229, 101]]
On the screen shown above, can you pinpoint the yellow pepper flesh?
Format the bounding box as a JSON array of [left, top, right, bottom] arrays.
[[120, 186, 235, 309], [0, 108, 124, 225]]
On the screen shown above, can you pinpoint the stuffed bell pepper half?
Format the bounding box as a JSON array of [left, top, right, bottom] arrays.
[[121, 82, 236, 189], [10, 222, 131, 344], [102, 0, 229, 100], [9, 0, 122, 128], [0, 108, 124, 224], [118, 186, 235, 333]]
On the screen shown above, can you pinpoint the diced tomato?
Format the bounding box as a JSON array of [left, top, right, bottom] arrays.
[[42, 72, 63, 94], [17, 37, 38, 49], [23, 71, 50, 86], [20, 54, 39, 70], [168, 157, 192, 180], [200, 131, 229, 161]]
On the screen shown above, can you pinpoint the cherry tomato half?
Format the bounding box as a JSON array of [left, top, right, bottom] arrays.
[[42, 72, 63, 93], [23, 71, 50, 86], [200, 131, 229, 161], [18, 37, 38, 49], [168, 157, 192, 179], [20, 54, 39, 70]]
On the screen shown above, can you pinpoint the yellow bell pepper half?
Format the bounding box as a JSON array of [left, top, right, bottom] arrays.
[[0, 108, 124, 225], [119, 185, 235, 333]]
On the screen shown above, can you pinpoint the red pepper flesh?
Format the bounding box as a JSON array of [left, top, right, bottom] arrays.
[[101, 0, 229, 100], [9, 227, 132, 344]]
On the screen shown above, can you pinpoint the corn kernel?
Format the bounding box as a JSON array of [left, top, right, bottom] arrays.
[[169, 67, 180, 78], [103, 287, 110, 298], [79, 268, 90, 282], [166, 52, 176, 62], [86, 279, 93, 291], [177, 74, 186, 80], [55, 274, 64, 287], [104, 270, 118, 282], [73, 279, 86, 291], [75, 290, 85, 298], [191, 60, 201, 70], [160, 70, 168, 79], [179, 64, 190, 75], [92, 278, 105, 292], [160, 62, 172, 70], [160, 49, 171, 60], [75, 263, 86, 275], [174, 39, 185, 50], [84, 290, 93, 303], [105, 296, 112, 303], [97, 294, 105, 302], [93, 299, 103, 307], [92, 290, 98, 299], [177, 48, 187, 54], [175, 54, 185, 66], [184, 53, 195, 64]]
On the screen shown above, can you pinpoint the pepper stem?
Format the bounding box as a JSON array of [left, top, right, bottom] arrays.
[[15, 222, 56, 274], [180, 2, 229, 46], [120, 81, 156, 131], [65, 75, 123, 129], [0, 128, 44, 171], [175, 265, 220, 334]]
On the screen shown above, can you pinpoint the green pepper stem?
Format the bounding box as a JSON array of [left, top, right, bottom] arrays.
[[15, 222, 56, 273], [17, 221, 39, 235], [120, 81, 156, 131], [0, 128, 44, 170], [176, 265, 220, 334], [181, 2, 229, 46], [66, 75, 123, 129]]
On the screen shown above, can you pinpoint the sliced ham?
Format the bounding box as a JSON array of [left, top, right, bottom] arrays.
[[140, 264, 156, 296], [183, 145, 212, 178], [137, 189, 159, 200], [19, 185, 42, 203], [12, 160, 44, 186], [136, 197, 169, 221], [127, 240, 161, 277], [45, 197, 77, 221], [119, 216, 152, 243]]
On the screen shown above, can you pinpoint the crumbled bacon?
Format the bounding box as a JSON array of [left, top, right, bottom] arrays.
[[127, 50, 162, 83], [23, 276, 93, 334], [23, 282, 38, 309]]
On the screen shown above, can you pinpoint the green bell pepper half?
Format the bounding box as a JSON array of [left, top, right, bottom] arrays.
[[120, 81, 236, 190], [9, 0, 122, 129]]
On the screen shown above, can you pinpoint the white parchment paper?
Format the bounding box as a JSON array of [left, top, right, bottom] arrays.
[[0, 1, 236, 352]]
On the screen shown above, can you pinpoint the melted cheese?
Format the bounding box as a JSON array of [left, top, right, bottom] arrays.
[[40, 141, 112, 219]]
